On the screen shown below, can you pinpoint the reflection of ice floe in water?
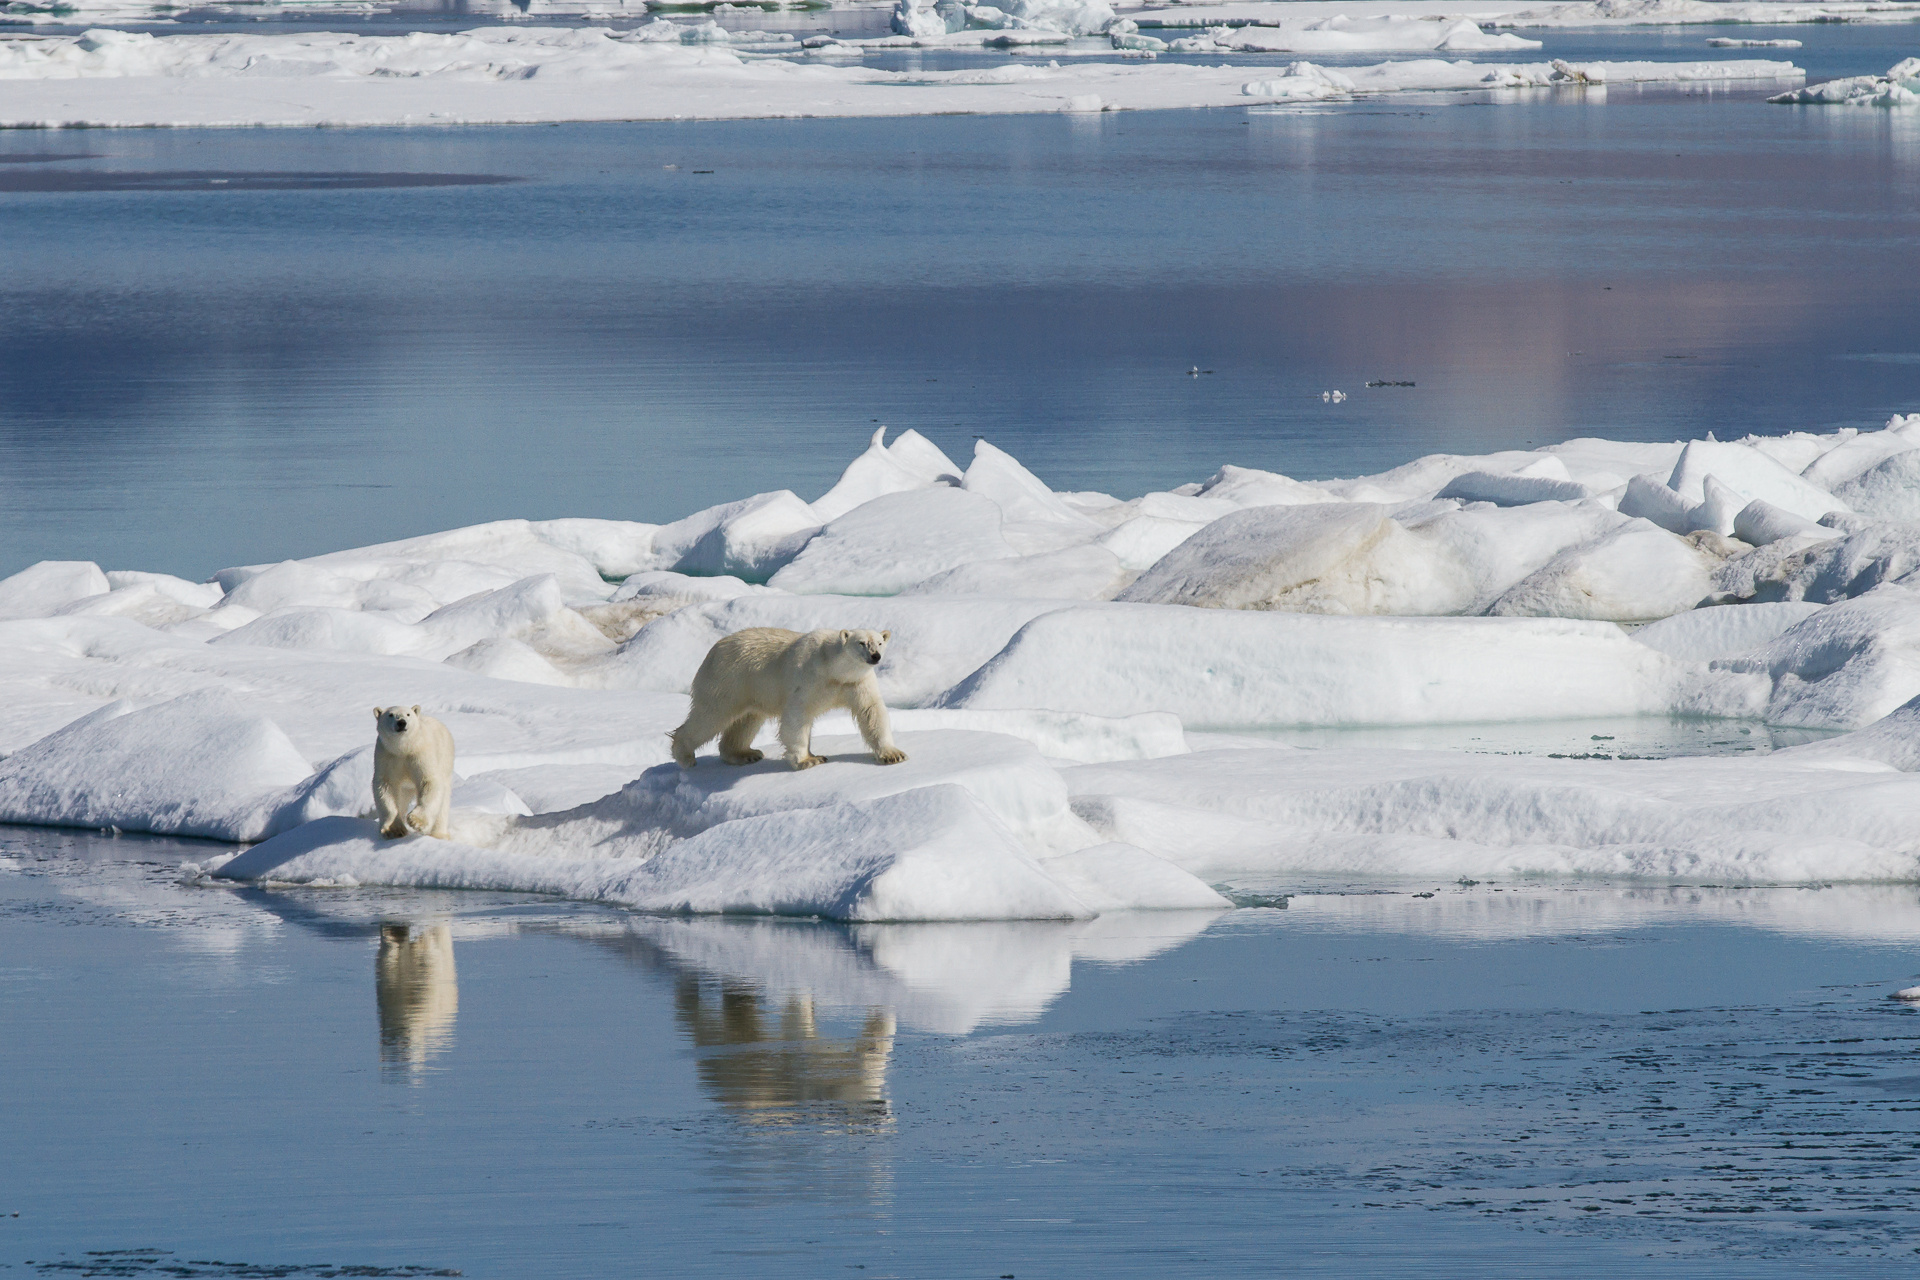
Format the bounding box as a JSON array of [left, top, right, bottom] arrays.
[[563, 910, 1223, 1035], [1262, 883, 1920, 944], [376, 922, 458, 1075]]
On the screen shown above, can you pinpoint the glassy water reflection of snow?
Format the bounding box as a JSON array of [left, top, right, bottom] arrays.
[[9, 825, 1920, 1275]]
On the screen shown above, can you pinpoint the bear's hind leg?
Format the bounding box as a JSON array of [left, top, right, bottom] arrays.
[[670, 700, 735, 768], [717, 714, 766, 765]]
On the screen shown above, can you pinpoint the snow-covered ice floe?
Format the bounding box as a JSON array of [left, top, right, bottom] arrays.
[[1488, 0, 1920, 26], [1128, 0, 1920, 27], [1240, 54, 1798, 99], [1769, 56, 1920, 105], [1156, 15, 1541, 54], [9, 415, 1920, 914], [0, 25, 1803, 127]]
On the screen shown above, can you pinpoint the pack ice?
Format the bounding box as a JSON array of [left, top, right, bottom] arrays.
[[0, 25, 1804, 127], [9, 417, 1920, 915], [1770, 57, 1920, 106]]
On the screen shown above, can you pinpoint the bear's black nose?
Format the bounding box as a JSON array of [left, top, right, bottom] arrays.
[[866, 653, 880, 664], [394, 720, 408, 730]]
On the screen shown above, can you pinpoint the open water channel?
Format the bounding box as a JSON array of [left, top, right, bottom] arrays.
[[1, 21, 1917, 577]]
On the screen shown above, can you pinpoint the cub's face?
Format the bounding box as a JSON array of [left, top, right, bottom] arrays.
[[832, 629, 891, 678], [375, 704, 424, 744]]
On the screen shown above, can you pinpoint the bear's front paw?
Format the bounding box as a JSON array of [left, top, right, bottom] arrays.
[[789, 753, 827, 770], [721, 748, 765, 765], [378, 823, 410, 840], [873, 747, 908, 765]]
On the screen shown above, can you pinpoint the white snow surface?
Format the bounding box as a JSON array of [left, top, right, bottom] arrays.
[[0, 26, 1805, 126], [1771, 57, 1920, 106], [1129, 0, 1920, 27], [1494, 0, 1920, 26], [1240, 54, 1799, 100], [1164, 15, 1542, 53], [1064, 717, 1920, 883], [9, 421, 1920, 911]]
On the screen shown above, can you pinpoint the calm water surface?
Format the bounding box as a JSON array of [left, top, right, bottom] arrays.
[[7, 827, 1920, 1276], [2, 23, 1918, 577]]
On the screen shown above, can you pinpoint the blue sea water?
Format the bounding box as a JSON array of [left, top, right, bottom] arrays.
[[8, 828, 1920, 1278], [1, 21, 1917, 577]]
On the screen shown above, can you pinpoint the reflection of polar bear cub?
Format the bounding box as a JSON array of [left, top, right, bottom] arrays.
[[373, 705, 455, 839], [671, 627, 907, 771]]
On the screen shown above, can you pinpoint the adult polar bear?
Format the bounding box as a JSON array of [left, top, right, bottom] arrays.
[[671, 627, 908, 771], [373, 704, 456, 839]]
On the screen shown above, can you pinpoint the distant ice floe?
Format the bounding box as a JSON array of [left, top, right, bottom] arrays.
[[1770, 56, 1920, 105], [11, 415, 1920, 912], [1236, 56, 1804, 100], [0, 24, 1806, 127], [1163, 15, 1541, 54], [1490, 0, 1920, 25], [1129, 0, 1920, 27]]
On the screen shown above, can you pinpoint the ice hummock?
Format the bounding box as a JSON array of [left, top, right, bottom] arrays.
[[1770, 58, 1920, 107], [7, 415, 1920, 913]]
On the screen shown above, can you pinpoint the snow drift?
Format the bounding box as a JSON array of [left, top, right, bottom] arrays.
[[7, 415, 1920, 912]]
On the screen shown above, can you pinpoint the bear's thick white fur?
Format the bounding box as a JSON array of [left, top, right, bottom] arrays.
[[373, 704, 456, 839], [671, 627, 907, 771]]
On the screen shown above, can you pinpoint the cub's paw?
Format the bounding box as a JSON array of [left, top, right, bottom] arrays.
[[789, 753, 827, 771], [721, 748, 765, 765], [873, 747, 909, 765]]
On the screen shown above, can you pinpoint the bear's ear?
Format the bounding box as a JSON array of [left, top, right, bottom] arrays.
[[841, 630, 850, 641], [881, 630, 890, 642], [373, 707, 383, 719], [411, 704, 421, 715]]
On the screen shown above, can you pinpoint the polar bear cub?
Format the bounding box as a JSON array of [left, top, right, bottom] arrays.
[[373, 704, 456, 839], [671, 627, 907, 771]]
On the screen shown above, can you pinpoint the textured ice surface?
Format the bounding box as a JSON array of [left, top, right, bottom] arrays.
[[940, 604, 1742, 726], [1771, 56, 1920, 105], [1131, 0, 1920, 27], [1168, 14, 1542, 54], [7, 422, 1920, 909], [1066, 718, 1920, 882], [218, 732, 1228, 920]]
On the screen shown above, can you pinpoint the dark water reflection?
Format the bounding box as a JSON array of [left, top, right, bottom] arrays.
[[3, 27, 1918, 579], [18, 828, 1920, 1273]]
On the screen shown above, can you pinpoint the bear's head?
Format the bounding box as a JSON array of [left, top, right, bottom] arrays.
[[375, 704, 424, 746], [831, 629, 891, 679]]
